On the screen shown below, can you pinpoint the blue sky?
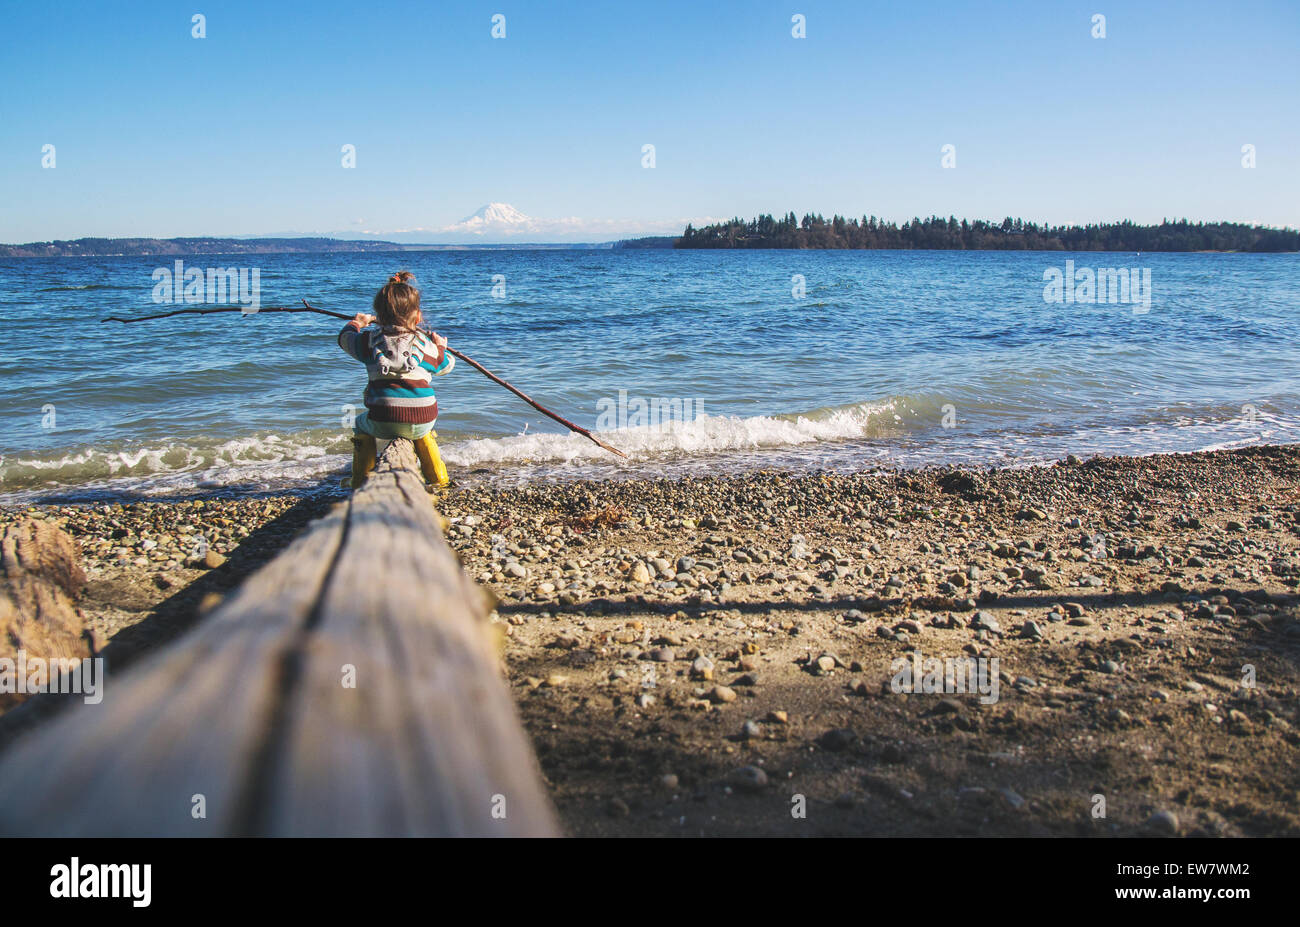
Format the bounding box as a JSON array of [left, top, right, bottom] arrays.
[[0, 0, 1296, 242]]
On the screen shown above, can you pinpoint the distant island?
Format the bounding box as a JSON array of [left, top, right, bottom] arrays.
[[675, 215, 1300, 252]]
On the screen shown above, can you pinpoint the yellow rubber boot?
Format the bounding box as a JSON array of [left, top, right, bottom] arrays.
[[350, 434, 377, 489], [414, 431, 450, 487]]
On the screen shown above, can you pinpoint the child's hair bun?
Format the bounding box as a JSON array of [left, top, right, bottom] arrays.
[[374, 269, 421, 325]]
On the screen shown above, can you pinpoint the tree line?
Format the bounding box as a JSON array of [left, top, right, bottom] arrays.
[[675, 214, 1299, 252]]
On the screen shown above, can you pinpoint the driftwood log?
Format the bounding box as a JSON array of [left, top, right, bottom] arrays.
[[0, 520, 96, 711], [0, 439, 559, 836]]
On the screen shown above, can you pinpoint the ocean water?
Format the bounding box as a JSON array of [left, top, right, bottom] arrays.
[[1, 249, 1297, 503]]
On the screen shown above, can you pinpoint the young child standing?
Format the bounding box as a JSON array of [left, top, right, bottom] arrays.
[[338, 271, 455, 487]]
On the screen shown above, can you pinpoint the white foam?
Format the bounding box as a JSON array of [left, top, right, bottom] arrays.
[[441, 402, 899, 467], [0, 432, 351, 494], [4, 396, 1297, 503]]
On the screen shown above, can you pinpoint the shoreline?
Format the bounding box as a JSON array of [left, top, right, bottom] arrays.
[[3, 444, 1298, 835], [4, 438, 1295, 510]]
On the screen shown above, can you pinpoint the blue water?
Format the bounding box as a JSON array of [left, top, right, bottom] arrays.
[[1, 249, 1298, 501]]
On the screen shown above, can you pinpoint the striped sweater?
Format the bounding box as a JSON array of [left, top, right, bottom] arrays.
[[338, 321, 455, 424]]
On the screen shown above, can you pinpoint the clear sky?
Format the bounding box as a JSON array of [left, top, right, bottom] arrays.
[[1, 0, 1296, 242]]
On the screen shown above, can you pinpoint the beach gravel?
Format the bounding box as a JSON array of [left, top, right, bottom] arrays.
[[4, 445, 1300, 837]]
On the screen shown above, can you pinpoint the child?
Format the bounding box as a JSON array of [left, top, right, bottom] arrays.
[[338, 271, 455, 488]]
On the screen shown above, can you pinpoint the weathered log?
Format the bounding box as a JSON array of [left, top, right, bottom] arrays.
[[0, 520, 95, 710], [0, 440, 559, 836]]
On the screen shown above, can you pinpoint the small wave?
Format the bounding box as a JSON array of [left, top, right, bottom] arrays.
[[0, 431, 353, 497], [0, 401, 910, 499], [37, 283, 137, 292], [442, 400, 903, 467], [4, 396, 1299, 502]]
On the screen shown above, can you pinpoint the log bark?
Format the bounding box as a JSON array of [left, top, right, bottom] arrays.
[[0, 441, 559, 836], [0, 520, 94, 710]]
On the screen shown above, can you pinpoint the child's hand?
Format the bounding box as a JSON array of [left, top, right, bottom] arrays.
[[352, 313, 375, 327], [430, 332, 447, 348]]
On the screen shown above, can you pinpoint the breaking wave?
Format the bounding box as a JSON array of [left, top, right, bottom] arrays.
[[3, 392, 1295, 504], [0, 399, 912, 500]]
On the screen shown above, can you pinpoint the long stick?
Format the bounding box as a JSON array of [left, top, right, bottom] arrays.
[[101, 302, 627, 458]]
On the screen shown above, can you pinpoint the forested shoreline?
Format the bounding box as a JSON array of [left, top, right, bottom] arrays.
[[675, 215, 1300, 252]]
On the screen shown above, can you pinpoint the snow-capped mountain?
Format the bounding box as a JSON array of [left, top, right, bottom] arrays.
[[435, 203, 688, 241], [329, 204, 722, 244], [454, 202, 534, 230]]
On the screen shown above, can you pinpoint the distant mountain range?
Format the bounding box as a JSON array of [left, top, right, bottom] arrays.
[[0, 235, 626, 258], [333, 202, 705, 244], [449, 202, 534, 233], [0, 204, 712, 254], [12, 207, 1289, 256]]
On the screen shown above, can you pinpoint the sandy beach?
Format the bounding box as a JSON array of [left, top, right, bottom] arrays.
[[3, 445, 1298, 836]]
